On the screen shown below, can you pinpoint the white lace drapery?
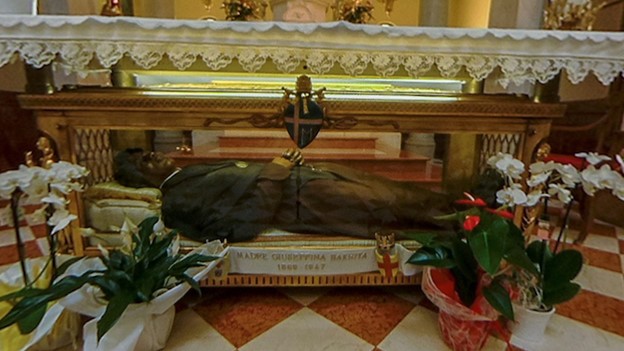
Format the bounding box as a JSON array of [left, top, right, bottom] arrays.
[[2, 15, 624, 86]]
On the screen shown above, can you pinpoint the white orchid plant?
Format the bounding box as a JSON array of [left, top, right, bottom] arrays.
[[486, 151, 624, 311], [489, 152, 624, 210], [0, 160, 88, 284]]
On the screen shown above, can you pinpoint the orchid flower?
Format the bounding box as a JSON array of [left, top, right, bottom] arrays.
[[496, 183, 528, 207], [548, 183, 573, 204], [488, 152, 525, 180], [525, 190, 550, 207], [579, 164, 620, 195], [119, 217, 138, 255], [0, 170, 21, 199], [48, 208, 77, 234], [575, 152, 611, 165], [554, 163, 581, 188]]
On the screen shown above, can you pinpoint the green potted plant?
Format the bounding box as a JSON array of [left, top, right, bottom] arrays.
[[407, 195, 537, 351], [407, 151, 624, 351], [507, 239, 583, 347], [482, 151, 622, 349], [0, 144, 89, 351], [0, 216, 225, 351]]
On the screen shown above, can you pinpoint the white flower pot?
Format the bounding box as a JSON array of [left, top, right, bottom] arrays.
[[82, 304, 176, 351], [0, 0, 37, 14], [269, 0, 333, 22], [508, 304, 555, 350], [133, 305, 176, 351]]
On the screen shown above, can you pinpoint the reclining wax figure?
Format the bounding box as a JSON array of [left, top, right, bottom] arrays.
[[113, 148, 453, 243]]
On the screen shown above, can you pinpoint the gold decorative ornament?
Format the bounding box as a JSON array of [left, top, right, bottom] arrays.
[[543, 0, 623, 30], [332, 0, 374, 24], [222, 0, 268, 21], [36, 136, 56, 169], [331, 0, 396, 23], [101, 0, 123, 17]]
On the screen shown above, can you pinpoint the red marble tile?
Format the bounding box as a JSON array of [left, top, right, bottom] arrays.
[[192, 288, 303, 347], [556, 241, 622, 273], [308, 287, 415, 345], [619, 239, 624, 255], [588, 222, 617, 237], [556, 290, 624, 337]]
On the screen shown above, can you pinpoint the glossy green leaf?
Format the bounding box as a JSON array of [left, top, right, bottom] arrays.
[[483, 279, 514, 321], [450, 238, 478, 283], [504, 246, 538, 276], [542, 282, 581, 307], [468, 217, 507, 275], [17, 303, 47, 334], [56, 257, 84, 276], [407, 247, 455, 268], [452, 266, 477, 307], [177, 273, 201, 294], [544, 250, 583, 286], [97, 293, 134, 341], [526, 240, 553, 268], [0, 287, 43, 302]]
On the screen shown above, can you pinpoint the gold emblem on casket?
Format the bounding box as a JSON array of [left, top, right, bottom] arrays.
[[375, 232, 399, 279]]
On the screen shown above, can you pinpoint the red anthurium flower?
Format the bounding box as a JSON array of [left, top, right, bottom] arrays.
[[455, 193, 487, 207], [463, 215, 481, 231], [485, 208, 514, 219]]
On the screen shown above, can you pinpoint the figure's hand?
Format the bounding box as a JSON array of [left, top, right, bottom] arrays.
[[282, 148, 304, 167]]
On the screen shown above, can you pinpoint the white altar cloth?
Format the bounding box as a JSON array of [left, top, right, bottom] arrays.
[[1, 15, 623, 86]]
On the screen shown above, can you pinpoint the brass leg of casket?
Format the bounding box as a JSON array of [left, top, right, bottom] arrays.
[[24, 64, 55, 95], [533, 74, 561, 103]]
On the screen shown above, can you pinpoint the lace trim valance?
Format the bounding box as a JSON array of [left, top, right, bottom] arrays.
[[2, 15, 624, 86]]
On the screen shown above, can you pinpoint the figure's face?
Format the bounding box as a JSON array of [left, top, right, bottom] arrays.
[[138, 152, 176, 186]]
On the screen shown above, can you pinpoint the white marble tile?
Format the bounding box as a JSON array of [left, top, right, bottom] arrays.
[[378, 306, 506, 351], [278, 287, 329, 306], [583, 234, 620, 254], [383, 286, 425, 305], [165, 309, 235, 351], [574, 265, 624, 300], [533, 314, 624, 351], [239, 308, 372, 351]]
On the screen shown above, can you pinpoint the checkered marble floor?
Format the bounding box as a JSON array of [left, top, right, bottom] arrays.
[[162, 217, 624, 351]]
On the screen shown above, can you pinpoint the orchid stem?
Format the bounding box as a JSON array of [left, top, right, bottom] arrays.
[[10, 191, 30, 286], [45, 202, 58, 278], [553, 199, 574, 253]]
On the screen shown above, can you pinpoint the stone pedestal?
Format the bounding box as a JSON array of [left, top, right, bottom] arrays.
[[419, 0, 449, 26], [1, 0, 37, 14], [403, 133, 436, 160]]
